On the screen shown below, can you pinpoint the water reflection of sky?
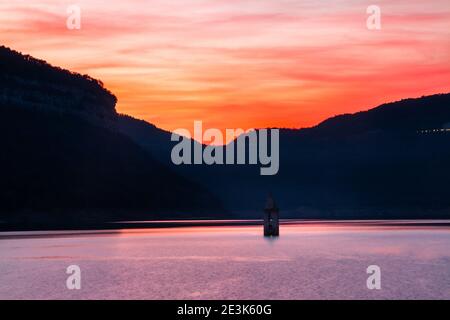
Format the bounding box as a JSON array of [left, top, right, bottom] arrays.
[[0, 220, 449, 299]]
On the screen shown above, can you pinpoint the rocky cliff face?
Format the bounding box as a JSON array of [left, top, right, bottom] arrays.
[[0, 46, 117, 125]]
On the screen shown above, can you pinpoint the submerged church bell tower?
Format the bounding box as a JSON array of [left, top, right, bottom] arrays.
[[264, 194, 279, 237]]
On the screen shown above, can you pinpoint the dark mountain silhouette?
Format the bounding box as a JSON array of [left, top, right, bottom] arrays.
[[0, 46, 223, 228], [308, 94, 450, 137], [119, 93, 450, 219], [1, 45, 449, 226], [0, 46, 117, 123]]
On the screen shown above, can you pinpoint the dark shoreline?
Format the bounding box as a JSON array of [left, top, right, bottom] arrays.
[[1, 218, 449, 234]]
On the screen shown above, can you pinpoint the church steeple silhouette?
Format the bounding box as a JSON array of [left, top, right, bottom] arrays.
[[263, 193, 279, 236]]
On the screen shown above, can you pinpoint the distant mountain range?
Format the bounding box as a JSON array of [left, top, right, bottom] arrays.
[[1, 45, 449, 228], [119, 94, 450, 219]]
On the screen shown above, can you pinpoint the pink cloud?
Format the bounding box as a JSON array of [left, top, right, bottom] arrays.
[[0, 0, 449, 131]]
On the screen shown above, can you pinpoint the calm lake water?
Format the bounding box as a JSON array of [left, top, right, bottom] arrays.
[[0, 220, 449, 300]]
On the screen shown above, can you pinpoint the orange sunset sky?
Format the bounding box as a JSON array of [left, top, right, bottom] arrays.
[[1, 0, 449, 132]]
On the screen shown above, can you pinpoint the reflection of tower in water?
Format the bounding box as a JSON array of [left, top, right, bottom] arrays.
[[263, 194, 279, 237]]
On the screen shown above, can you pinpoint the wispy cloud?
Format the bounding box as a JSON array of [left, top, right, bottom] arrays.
[[1, 0, 449, 130]]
